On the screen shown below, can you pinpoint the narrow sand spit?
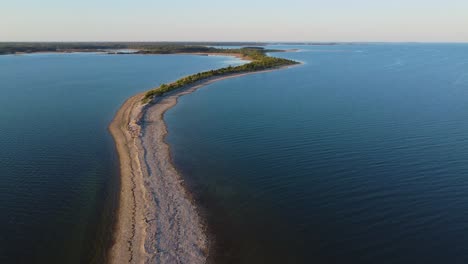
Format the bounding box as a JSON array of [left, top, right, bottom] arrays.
[[108, 65, 297, 264]]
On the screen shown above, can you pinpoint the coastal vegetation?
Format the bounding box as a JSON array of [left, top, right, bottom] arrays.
[[0, 42, 266, 55], [142, 47, 299, 103], [0, 42, 335, 55], [0, 42, 127, 54]]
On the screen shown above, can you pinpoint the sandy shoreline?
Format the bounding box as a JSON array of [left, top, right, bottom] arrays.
[[108, 59, 298, 263]]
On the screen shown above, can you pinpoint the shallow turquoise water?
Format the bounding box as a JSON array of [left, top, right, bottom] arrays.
[[165, 44, 468, 263], [0, 53, 240, 263]]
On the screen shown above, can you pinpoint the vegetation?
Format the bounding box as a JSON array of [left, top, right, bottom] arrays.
[[0, 42, 127, 54], [0, 42, 337, 55], [0, 42, 267, 55], [142, 47, 299, 103]]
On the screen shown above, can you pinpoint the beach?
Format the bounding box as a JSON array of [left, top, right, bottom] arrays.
[[108, 62, 296, 263]]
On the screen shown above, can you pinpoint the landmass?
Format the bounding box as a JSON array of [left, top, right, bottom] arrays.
[[141, 47, 299, 103], [0, 42, 335, 55], [108, 46, 300, 263], [0, 42, 263, 55]]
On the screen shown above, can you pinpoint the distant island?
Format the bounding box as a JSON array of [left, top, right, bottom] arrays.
[[0, 42, 262, 54], [0, 42, 335, 55]]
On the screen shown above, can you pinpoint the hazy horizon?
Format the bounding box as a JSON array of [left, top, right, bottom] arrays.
[[2, 40, 467, 45], [2, 0, 468, 42]]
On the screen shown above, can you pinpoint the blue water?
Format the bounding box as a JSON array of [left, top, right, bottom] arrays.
[[0, 53, 240, 263], [165, 44, 468, 263]]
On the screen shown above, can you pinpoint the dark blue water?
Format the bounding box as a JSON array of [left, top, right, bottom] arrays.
[[165, 44, 468, 263], [0, 53, 241, 263]]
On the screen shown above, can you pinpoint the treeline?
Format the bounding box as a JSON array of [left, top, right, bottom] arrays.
[[136, 46, 281, 59], [135, 46, 280, 56], [0, 42, 341, 55], [142, 48, 299, 103], [0, 42, 267, 55], [0, 42, 128, 54], [136, 45, 219, 54]]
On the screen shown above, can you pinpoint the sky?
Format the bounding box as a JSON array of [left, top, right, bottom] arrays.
[[1, 0, 468, 42]]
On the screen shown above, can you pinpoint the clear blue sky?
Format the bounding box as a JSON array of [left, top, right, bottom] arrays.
[[2, 0, 467, 42]]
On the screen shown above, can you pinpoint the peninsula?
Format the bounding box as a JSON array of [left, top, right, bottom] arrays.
[[109, 46, 299, 263], [142, 47, 299, 102]]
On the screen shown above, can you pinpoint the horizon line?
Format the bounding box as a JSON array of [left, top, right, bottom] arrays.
[[1, 40, 468, 44]]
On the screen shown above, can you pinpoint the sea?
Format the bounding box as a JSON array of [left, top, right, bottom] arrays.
[[165, 43, 468, 263], [2, 44, 468, 263]]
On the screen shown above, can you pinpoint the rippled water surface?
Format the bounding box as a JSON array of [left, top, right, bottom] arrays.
[[0, 53, 239, 263], [165, 44, 468, 263]]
